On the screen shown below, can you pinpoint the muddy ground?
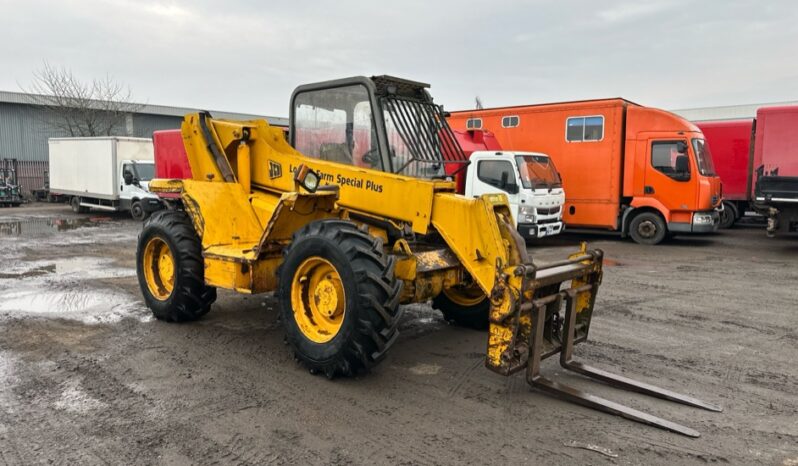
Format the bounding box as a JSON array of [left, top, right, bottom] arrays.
[[0, 203, 796, 465]]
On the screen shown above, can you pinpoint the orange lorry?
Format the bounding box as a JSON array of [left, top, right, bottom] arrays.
[[448, 99, 723, 244]]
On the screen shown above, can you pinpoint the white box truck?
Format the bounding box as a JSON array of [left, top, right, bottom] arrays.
[[48, 137, 163, 220]]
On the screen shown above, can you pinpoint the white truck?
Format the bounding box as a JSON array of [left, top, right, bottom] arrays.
[[464, 150, 564, 239], [48, 137, 163, 220], [449, 129, 564, 239]]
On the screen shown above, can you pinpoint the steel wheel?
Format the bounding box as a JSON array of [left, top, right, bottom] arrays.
[[137, 210, 216, 322], [629, 212, 667, 245], [433, 283, 490, 330], [142, 237, 175, 300], [291, 256, 346, 343], [442, 284, 485, 307], [131, 201, 145, 221]]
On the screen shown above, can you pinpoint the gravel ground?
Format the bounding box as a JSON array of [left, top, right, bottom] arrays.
[[0, 203, 796, 465]]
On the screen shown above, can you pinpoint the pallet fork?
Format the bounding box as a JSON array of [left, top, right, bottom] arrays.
[[489, 246, 721, 437]]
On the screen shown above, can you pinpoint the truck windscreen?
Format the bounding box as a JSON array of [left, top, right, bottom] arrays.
[[515, 155, 562, 189], [692, 139, 717, 177], [133, 163, 155, 181]]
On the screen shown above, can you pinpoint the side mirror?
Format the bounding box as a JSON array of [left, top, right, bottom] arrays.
[[500, 171, 509, 189], [506, 183, 519, 195], [676, 141, 688, 154], [123, 171, 133, 185]]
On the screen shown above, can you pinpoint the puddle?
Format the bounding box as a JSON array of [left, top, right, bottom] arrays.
[[0, 216, 113, 237], [0, 256, 150, 324], [0, 286, 152, 324], [0, 257, 136, 280]]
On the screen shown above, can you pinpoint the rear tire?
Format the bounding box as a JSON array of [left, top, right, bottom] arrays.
[[719, 202, 737, 229], [629, 211, 667, 245], [136, 210, 216, 322], [277, 219, 402, 377], [432, 286, 489, 330], [70, 196, 88, 214]]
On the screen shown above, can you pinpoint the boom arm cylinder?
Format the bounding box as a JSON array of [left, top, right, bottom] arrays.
[[237, 137, 251, 194]]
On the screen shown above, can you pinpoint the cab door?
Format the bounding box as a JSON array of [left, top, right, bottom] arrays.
[[643, 138, 698, 219], [471, 158, 521, 220]]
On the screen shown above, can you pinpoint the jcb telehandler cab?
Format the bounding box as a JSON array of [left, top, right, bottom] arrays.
[[137, 76, 720, 436]]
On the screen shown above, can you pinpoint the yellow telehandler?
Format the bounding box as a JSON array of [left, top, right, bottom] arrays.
[[137, 76, 720, 436]]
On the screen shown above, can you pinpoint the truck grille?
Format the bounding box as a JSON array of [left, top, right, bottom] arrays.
[[537, 206, 561, 215]]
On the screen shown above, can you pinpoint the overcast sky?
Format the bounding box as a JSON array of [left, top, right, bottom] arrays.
[[1, 0, 797, 117]]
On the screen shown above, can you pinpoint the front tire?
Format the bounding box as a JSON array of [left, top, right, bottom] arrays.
[[130, 200, 148, 221], [629, 211, 667, 245], [432, 285, 489, 330], [277, 220, 402, 377], [719, 202, 737, 229], [136, 210, 216, 322]]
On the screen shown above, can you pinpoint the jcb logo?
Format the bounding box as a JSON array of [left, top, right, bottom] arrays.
[[269, 160, 282, 179]]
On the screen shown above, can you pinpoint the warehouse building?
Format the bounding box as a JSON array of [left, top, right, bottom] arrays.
[[0, 90, 287, 194]]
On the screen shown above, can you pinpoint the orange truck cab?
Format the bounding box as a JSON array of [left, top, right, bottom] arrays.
[[448, 99, 723, 245]]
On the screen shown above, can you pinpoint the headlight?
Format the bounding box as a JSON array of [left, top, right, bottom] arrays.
[[693, 213, 713, 225], [518, 205, 536, 224]]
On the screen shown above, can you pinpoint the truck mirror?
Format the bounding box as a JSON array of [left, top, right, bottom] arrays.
[[506, 183, 519, 194], [676, 141, 688, 154], [123, 171, 134, 185]]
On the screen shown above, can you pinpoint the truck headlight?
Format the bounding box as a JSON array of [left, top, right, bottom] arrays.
[[693, 213, 713, 225], [519, 205, 536, 224]]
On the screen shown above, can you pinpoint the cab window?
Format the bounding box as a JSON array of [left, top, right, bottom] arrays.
[[651, 141, 691, 181], [477, 160, 518, 193], [292, 84, 381, 170]]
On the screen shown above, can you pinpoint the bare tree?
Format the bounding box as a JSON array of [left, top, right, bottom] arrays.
[[475, 96, 484, 110], [22, 63, 144, 137]]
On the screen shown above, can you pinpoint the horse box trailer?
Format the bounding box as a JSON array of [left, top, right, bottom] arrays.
[[449, 99, 723, 244], [48, 137, 163, 220]]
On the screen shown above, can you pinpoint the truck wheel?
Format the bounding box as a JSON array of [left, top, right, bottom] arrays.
[[130, 200, 148, 221], [70, 196, 88, 214], [629, 212, 667, 245], [719, 202, 737, 229], [137, 210, 216, 322], [277, 219, 402, 377], [432, 285, 489, 330]]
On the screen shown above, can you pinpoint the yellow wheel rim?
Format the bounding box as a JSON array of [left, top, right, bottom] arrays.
[[143, 237, 175, 300], [291, 256, 346, 343], [443, 284, 486, 307]]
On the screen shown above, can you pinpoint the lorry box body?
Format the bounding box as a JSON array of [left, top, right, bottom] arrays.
[[754, 105, 798, 184], [48, 137, 161, 219], [752, 105, 798, 235], [695, 119, 753, 202], [49, 137, 154, 198], [448, 99, 722, 243]]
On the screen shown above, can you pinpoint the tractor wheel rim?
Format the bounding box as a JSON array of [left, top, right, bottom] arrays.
[[442, 284, 485, 307], [638, 220, 657, 238], [143, 237, 175, 300], [291, 256, 346, 343]]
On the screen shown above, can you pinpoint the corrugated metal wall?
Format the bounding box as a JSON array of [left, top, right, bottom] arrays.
[[0, 102, 184, 194]]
